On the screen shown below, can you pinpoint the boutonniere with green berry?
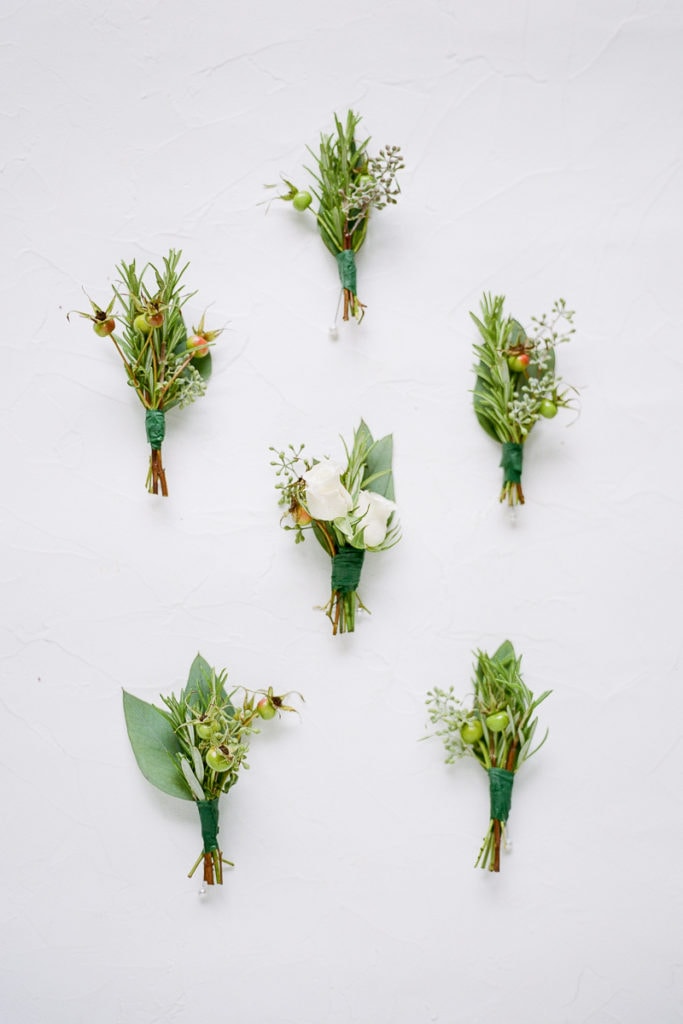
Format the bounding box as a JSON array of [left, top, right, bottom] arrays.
[[70, 249, 221, 495], [471, 293, 577, 506], [426, 641, 550, 873], [123, 654, 299, 888], [270, 109, 403, 327], [270, 420, 400, 635]]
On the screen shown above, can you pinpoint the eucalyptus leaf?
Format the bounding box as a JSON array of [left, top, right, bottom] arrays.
[[182, 653, 216, 705], [192, 351, 213, 383], [364, 434, 394, 500], [492, 640, 516, 666], [122, 690, 193, 801]]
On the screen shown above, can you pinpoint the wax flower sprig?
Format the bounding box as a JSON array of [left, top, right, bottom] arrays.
[[426, 641, 550, 873], [270, 110, 404, 325], [270, 420, 400, 635], [123, 655, 300, 887], [471, 293, 577, 506], [70, 249, 221, 495]]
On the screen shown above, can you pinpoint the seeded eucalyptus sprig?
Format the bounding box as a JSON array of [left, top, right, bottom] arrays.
[[426, 641, 550, 873], [70, 249, 221, 495], [270, 110, 404, 326], [472, 293, 577, 506], [123, 654, 300, 887]]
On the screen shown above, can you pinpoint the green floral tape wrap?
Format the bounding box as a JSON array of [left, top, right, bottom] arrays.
[[145, 409, 166, 451], [197, 798, 220, 853], [500, 442, 523, 484], [331, 546, 365, 594], [336, 249, 357, 294], [488, 767, 514, 822]]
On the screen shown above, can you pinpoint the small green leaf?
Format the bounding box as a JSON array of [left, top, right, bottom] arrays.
[[492, 640, 516, 666], [122, 690, 193, 801], [180, 756, 205, 800], [182, 654, 215, 706]]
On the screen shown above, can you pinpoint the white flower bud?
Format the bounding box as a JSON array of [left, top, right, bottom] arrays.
[[302, 460, 353, 521], [355, 490, 397, 547]]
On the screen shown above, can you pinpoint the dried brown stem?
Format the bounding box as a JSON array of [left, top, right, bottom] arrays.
[[203, 853, 214, 885], [492, 820, 502, 872], [148, 448, 168, 496]]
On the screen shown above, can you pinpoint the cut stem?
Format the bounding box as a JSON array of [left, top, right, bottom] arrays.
[[147, 447, 169, 496]]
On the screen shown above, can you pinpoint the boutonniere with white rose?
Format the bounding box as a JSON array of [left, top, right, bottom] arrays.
[[426, 641, 550, 873], [471, 294, 577, 507], [268, 110, 403, 328], [69, 249, 221, 496], [123, 654, 300, 888], [270, 421, 400, 635]]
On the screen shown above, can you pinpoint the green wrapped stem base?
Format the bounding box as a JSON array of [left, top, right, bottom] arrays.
[[327, 548, 367, 635], [145, 409, 166, 450], [488, 767, 514, 822], [331, 547, 365, 594], [475, 768, 515, 872], [197, 798, 220, 853], [191, 799, 227, 886], [336, 249, 357, 293], [499, 442, 525, 506], [144, 410, 168, 495], [335, 249, 365, 321]]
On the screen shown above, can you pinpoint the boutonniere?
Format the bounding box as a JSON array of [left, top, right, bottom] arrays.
[[70, 249, 220, 495], [270, 110, 403, 328], [426, 641, 550, 872], [471, 294, 577, 506], [123, 655, 299, 888], [271, 420, 400, 634]]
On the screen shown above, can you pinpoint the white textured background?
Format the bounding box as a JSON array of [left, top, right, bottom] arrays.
[[2, 1, 682, 1021]]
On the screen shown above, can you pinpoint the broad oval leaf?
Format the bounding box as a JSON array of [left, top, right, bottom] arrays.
[[122, 690, 193, 801]]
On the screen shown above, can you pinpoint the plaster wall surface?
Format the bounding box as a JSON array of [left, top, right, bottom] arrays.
[[1, 2, 682, 1022]]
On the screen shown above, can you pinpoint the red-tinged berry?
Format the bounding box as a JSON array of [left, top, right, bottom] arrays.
[[257, 698, 277, 720], [93, 317, 115, 337], [508, 354, 529, 373], [147, 310, 164, 329], [187, 334, 210, 358]]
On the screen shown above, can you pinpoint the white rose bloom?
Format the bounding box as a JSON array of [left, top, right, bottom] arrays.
[[356, 490, 397, 547], [303, 460, 353, 521]]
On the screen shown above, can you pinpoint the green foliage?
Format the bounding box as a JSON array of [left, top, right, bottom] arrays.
[[426, 640, 551, 773], [306, 110, 373, 255], [472, 292, 574, 443], [269, 420, 400, 554], [112, 249, 213, 412], [271, 110, 403, 323], [122, 689, 194, 801], [269, 421, 400, 634], [123, 655, 298, 804]]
